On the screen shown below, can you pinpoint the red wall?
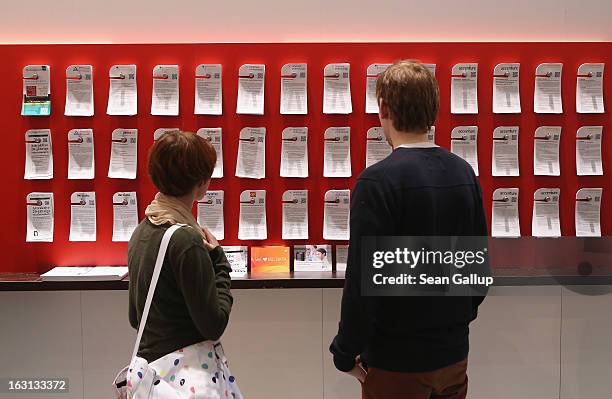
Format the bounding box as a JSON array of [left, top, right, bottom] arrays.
[[2, 42, 611, 273]]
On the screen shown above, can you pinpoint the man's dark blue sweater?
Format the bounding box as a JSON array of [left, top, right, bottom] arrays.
[[330, 144, 488, 373]]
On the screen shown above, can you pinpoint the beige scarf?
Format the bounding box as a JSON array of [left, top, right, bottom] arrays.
[[145, 192, 206, 238]]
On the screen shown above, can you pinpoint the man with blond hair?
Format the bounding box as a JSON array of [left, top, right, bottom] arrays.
[[330, 61, 488, 399]]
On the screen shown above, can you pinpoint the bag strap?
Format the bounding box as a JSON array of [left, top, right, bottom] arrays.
[[131, 224, 182, 359]]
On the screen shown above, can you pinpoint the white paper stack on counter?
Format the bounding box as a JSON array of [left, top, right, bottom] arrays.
[[41, 266, 128, 281]]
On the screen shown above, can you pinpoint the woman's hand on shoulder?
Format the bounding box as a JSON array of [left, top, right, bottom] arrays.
[[201, 227, 220, 251]]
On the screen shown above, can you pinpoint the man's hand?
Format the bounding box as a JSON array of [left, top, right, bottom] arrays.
[[201, 227, 219, 251], [345, 356, 367, 383]]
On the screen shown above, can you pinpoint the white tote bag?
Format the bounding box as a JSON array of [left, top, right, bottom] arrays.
[[113, 224, 243, 399]]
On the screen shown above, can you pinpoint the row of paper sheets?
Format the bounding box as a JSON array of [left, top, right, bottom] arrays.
[[218, 244, 349, 277], [25, 189, 351, 243], [27, 185, 603, 245], [440, 62, 603, 114], [22, 63, 605, 116], [25, 126, 351, 180], [23, 63, 289, 116], [492, 188, 603, 238], [26, 191, 137, 243], [449, 126, 603, 176], [24, 125, 604, 181]]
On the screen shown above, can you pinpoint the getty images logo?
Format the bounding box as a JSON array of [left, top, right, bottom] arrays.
[[372, 247, 488, 269]]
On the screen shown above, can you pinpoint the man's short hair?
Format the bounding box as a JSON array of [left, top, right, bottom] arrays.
[[148, 130, 217, 197], [376, 60, 439, 133]]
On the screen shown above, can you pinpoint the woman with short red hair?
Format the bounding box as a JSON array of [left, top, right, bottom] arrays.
[[126, 130, 241, 398]]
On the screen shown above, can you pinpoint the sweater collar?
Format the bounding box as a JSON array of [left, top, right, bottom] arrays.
[[395, 142, 439, 149]]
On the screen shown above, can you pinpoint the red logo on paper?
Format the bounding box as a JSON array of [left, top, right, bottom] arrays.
[[26, 86, 36, 96]]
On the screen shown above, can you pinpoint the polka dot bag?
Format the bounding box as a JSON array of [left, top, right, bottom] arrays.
[[113, 225, 243, 399]]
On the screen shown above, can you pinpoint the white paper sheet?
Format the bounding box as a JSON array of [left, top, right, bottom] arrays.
[[153, 128, 179, 141], [493, 63, 521, 113], [112, 192, 138, 242], [293, 245, 332, 272], [69, 192, 96, 242], [280, 127, 308, 178], [576, 126, 603, 176], [282, 190, 308, 240], [323, 189, 350, 240], [492, 126, 519, 176], [24, 129, 53, 180], [451, 63, 478, 114], [280, 63, 307, 114], [65, 65, 94, 116], [197, 128, 223, 178], [534, 63, 563, 114], [236, 127, 266, 179], [41, 266, 128, 281], [107, 64, 137, 116], [532, 188, 561, 237], [22, 65, 51, 116], [151, 65, 179, 116], [26, 192, 54, 242], [222, 246, 248, 277], [324, 127, 351, 177], [68, 129, 94, 180], [238, 190, 267, 240], [195, 64, 222, 115], [576, 63, 605, 114], [323, 63, 352, 114], [236, 64, 265, 115], [533, 126, 561, 176], [197, 190, 224, 241], [423, 64, 437, 76], [365, 63, 391, 114], [426, 126, 436, 144], [491, 188, 520, 238], [575, 188, 602, 237], [335, 245, 349, 272], [450, 126, 479, 175], [365, 127, 392, 168], [108, 128, 137, 179]]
